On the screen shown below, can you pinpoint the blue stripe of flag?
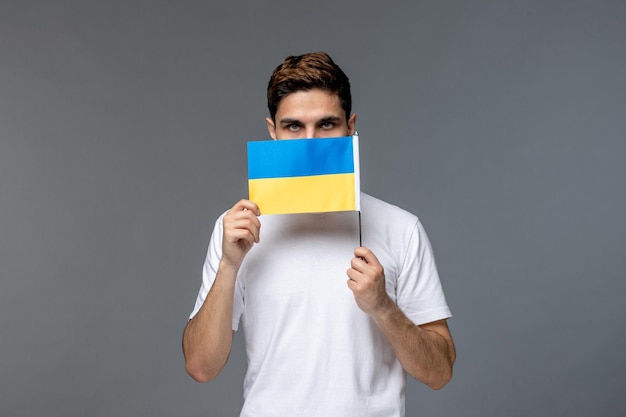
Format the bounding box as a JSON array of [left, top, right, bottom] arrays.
[[248, 136, 354, 179]]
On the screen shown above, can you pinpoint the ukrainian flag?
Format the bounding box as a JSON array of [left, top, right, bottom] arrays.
[[248, 136, 360, 214]]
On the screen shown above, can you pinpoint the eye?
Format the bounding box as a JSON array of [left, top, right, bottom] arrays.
[[320, 121, 335, 129], [287, 123, 300, 132]]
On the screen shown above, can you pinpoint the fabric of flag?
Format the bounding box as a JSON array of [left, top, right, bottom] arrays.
[[248, 135, 360, 215]]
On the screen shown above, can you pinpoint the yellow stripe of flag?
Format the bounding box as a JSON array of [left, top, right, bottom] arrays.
[[249, 173, 356, 214]]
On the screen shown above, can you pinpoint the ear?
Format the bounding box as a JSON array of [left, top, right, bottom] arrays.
[[266, 117, 277, 140], [347, 113, 357, 136]]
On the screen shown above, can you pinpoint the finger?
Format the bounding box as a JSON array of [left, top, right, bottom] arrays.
[[349, 256, 368, 274], [233, 199, 261, 216], [225, 201, 259, 221], [226, 218, 261, 243], [354, 246, 381, 267], [346, 267, 361, 282], [225, 206, 261, 228], [226, 228, 258, 245], [227, 210, 261, 230], [346, 276, 358, 291]]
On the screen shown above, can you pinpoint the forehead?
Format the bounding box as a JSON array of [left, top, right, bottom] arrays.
[[275, 89, 344, 121]]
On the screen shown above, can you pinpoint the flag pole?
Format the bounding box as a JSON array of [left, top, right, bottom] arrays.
[[358, 210, 362, 247]]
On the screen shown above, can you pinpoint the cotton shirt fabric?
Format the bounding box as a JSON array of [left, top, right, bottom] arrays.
[[190, 193, 451, 417]]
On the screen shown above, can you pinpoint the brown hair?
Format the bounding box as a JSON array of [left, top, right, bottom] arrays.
[[267, 52, 352, 121]]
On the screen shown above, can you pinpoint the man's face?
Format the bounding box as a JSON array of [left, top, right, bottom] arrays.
[[266, 88, 357, 140]]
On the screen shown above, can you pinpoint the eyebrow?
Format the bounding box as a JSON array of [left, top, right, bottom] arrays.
[[318, 116, 342, 124], [278, 118, 303, 126], [278, 116, 342, 126]]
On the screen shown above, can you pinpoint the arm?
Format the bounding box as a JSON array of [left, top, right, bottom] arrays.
[[182, 200, 261, 382], [347, 247, 456, 390]]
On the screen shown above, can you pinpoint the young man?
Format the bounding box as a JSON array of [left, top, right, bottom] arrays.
[[183, 52, 455, 416]]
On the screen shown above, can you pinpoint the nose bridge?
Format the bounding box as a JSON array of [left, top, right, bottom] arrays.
[[306, 125, 317, 139]]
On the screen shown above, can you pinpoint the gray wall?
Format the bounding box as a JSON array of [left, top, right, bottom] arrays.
[[2, 1, 625, 416]]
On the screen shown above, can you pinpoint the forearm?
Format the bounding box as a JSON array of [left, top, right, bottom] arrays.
[[183, 262, 238, 382], [372, 301, 455, 390]]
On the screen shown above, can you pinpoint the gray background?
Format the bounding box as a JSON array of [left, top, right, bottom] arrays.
[[1, 1, 625, 416]]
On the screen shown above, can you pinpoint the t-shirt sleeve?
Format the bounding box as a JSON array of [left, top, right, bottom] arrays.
[[395, 220, 452, 325], [188, 213, 245, 331]]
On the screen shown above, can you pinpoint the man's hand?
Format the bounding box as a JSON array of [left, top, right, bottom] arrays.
[[346, 247, 393, 316], [183, 199, 260, 383], [347, 246, 455, 389], [221, 199, 261, 271]]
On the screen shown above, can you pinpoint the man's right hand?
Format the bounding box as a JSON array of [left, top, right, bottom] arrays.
[[221, 199, 261, 271], [184, 198, 260, 383]]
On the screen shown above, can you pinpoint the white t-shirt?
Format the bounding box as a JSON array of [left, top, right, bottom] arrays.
[[190, 193, 451, 417]]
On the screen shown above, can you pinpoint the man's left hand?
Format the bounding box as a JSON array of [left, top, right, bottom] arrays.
[[347, 247, 393, 316]]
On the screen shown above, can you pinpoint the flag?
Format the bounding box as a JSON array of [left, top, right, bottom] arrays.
[[248, 135, 360, 215]]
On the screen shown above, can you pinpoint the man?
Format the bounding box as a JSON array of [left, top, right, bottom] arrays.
[[183, 52, 455, 416]]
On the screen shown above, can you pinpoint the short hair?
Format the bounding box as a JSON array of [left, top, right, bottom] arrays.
[[267, 52, 352, 121]]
